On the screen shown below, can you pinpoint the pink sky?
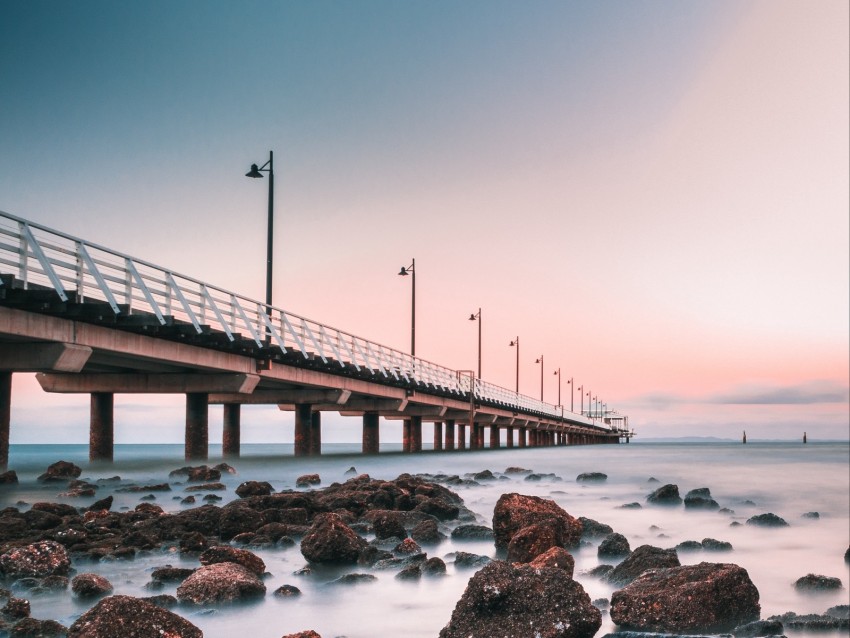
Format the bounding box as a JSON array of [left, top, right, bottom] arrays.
[[1, 0, 847, 442]]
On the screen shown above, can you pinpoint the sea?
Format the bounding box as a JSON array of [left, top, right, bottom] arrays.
[[2, 441, 848, 638]]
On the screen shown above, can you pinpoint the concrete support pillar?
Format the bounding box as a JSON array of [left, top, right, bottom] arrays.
[[490, 425, 500, 449], [478, 424, 485, 449], [410, 415, 422, 453], [309, 411, 322, 456], [518, 427, 526, 448], [433, 421, 443, 451], [362, 412, 380, 454], [445, 419, 455, 451], [294, 403, 312, 457], [458, 423, 467, 450], [402, 419, 412, 453], [506, 426, 514, 448], [0, 372, 11, 470], [222, 404, 241, 458], [530, 430, 538, 447], [89, 392, 114, 462], [185, 392, 209, 461]]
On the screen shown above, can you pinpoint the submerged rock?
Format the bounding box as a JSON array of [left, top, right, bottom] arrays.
[[439, 560, 601, 638], [646, 484, 681, 505], [576, 472, 607, 482], [176, 562, 266, 605], [0, 541, 71, 578], [746, 513, 789, 527], [794, 573, 844, 591], [606, 545, 679, 586], [579, 517, 613, 539], [300, 513, 367, 564], [450, 524, 494, 540], [71, 573, 113, 598], [67, 595, 202, 638], [768, 611, 849, 631], [598, 533, 631, 558], [610, 561, 760, 633], [37, 461, 81, 483]]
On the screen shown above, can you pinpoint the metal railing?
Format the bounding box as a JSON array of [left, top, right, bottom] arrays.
[[0, 210, 614, 430]]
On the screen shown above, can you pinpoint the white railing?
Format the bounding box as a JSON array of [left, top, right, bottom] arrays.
[[0, 210, 611, 430]]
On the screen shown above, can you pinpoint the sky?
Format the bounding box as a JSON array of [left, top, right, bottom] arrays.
[[0, 0, 847, 444]]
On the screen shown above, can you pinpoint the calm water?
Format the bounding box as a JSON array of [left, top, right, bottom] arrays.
[[2, 441, 849, 638]]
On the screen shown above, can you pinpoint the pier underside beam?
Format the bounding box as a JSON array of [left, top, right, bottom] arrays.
[[37, 373, 260, 394]]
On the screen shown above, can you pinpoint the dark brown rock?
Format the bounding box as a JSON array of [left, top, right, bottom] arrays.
[[0, 541, 71, 578], [410, 519, 443, 544], [9, 617, 68, 637], [169, 465, 221, 482], [506, 520, 565, 563], [794, 573, 843, 590], [176, 562, 266, 605], [37, 461, 81, 483], [598, 532, 631, 558], [200, 546, 265, 577], [295, 474, 320, 488], [439, 560, 601, 638], [646, 484, 682, 505], [67, 595, 202, 637], [746, 513, 789, 527], [610, 561, 760, 633], [150, 566, 195, 584], [71, 573, 113, 598], [606, 544, 680, 586], [281, 631, 321, 638], [0, 471, 18, 485], [273, 584, 302, 597], [2, 596, 30, 619], [300, 513, 367, 564], [183, 482, 225, 492], [528, 546, 575, 578], [579, 517, 613, 539], [218, 504, 264, 540], [493, 493, 582, 549], [235, 481, 273, 498], [371, 511, 407, 540]]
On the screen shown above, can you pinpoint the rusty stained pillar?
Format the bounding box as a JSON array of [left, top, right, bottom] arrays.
[[489, 424, 500, 449], [433, 421, 443, 451], [362, 412, 380, 454], [222, 404, 241, 458], [478, 424, 485, 449], [506, 426, 514, 448], [518, 427, 527, 448], [185, 392, 209, 461], [89, 392, 114, 462], [410, 415, 422, 453], [458, 423, 467, 450], [0, 372, 10, 470], [294, 403, 312, 457], [309, 411, 322, 456], [402, 419, 412, 453], [445, 419, 455, 451]]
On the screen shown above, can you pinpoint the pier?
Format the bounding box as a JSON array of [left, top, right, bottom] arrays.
[[0, 211, 631, 468]]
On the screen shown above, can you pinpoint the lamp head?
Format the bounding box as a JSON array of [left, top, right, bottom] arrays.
[[398, 267, 409, 276], [468, 313, 476, 321], [245, 164, 263, 178], [509, 340, 516, 347], [535, 358, 542, 364]]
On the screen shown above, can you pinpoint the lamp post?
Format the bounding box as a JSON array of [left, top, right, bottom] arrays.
[[553, 368, 561, 408], [567, 377, 574, 412], [535, 355, 544, 401], [245, 151, 275, 310], [509, 337, 519, 393], [398, 259, 415, 357], [468, 308, 481, 379]]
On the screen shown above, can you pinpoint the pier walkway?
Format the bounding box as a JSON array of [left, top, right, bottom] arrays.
[[0, 211, 631, 467]]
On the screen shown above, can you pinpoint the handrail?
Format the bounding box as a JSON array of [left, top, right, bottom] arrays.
[[0, 210, 619, 431]]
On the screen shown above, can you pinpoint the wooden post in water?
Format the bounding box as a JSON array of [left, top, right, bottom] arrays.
[[803, 431, 807, 444], [742, 430, 747, 444]]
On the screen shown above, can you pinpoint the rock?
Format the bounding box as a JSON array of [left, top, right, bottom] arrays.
[[801, 511, 819, 519], [0, 541, 71, 578], [235, 481, 274, 498], [525, 472, 559, 481], [439, 560, 601, 638], [116, 483, 171, 493], [150, 566, 195, 584], [410, 519, 443, 544], [169, 465, 221, 482], [0, 471, 18, 485], [618, 502, 642, 509], [733, 618, 784, 637], [396, 564, 421, 580], [300, 512, 367, 564], [702, 538, 733, 551], [274, 584, 302, 597], [212, 462, 237, 475], [506, 520, 565, 563], [344, 466, 357, 475], [281, 631, 321, 638], [176, 562, 266, 605], [372, 511, 407, 540], [325, 573, 377, 586], [606, 545, 680, 586], [9, 617, 69, 636], [184, 482, 225, 492], [826, 605, 849, 619], [37, 461, 81, 483], [598, 533, 631, 558], [493, 493, 582, 549], [71, 573, 113, 597], [845, 546, 849, 564], [295, 474, 320, 488], [393, 537, 422, 555], [768, 611, 849, 631], [504, 467, 531, 474], [684, 488, 720, 510], [453, 551, 491, 568], [415, 496, 459, 521], [179, 532, 210, 554], [588, 564, 614, 578], [200, 546, 265, 577], [676, 540, 703, 552], [746, 513, 789, 527], [579, 517, 613, 539], [450, 524, 494, 540], [610, 561, 760, 633], [2, 596, 30, 619], [794, 574, 844, 591], [67, 595, 201, 637], [421, 556, 447, 575], [528, 546, 575, 578], [87, 495, 113, 512], [219, 504, 264, 540], [576, 472, 607, 482], [646, 484, 682, 505]]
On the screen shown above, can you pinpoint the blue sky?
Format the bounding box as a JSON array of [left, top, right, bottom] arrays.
[[1, 1, 847, 443]]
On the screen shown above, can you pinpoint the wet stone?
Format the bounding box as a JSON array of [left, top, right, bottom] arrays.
[[747, 513, 789, 527], [794, 573, 844, 591]]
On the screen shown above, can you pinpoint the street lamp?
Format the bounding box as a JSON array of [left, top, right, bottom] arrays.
[[245, 151, 274, 310], [535, 355, 544, 401], [468, 308, 481, 379], [553, 368, 561, 407], [567, 376, 574, 412], [509, 337, 519, 393], [398, 259, 415, 357]]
